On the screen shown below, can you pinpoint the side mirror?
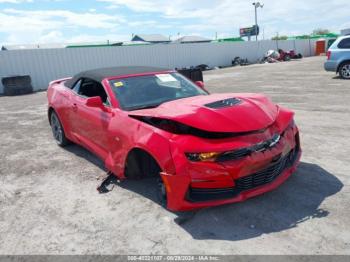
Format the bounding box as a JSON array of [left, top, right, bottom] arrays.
[[86, 96, 103, 108], [195, 81, 205, 89], [195, 81, 209, 93]]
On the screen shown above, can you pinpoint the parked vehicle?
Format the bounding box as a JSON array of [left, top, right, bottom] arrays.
[[278, 49, 303, 61], [289, 50, 303, 59], [278, 49, 291, 61], [261, 49, 303, 64], [47, 66, 301, 211], [261, 50, 280, 63], [195, 64, 211, 71], [324, 35, 350, 79]]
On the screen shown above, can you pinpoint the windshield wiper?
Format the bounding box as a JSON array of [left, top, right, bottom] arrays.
[[127, 95, 204, 111], [128, 103, 161, 111]]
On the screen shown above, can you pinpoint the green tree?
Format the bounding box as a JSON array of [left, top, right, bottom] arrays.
[[271, 35, 288, 40]]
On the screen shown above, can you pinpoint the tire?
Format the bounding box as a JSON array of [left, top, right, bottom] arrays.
[[284, 55, 291, 61], [50, 111, 69, 147], [339, 62, 350, 79]]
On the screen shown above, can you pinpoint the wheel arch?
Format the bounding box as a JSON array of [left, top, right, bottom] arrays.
[[48, 106, 55, 124], [124, 146, 163, 179], [47, 106, 72, 142], [337, 60, 350, 72]]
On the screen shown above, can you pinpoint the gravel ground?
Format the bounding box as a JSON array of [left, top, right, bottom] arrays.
[[0, 56, 349, 255]]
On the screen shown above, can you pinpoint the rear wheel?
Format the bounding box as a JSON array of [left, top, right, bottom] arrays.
[[339, 62, 350, 79], [50, 111, 69, 147]]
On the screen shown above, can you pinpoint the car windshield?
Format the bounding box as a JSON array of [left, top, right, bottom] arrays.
[[110, 72, 208, 111]]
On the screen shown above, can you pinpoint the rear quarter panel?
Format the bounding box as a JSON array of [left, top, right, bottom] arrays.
[[47, 79, 74, 141]]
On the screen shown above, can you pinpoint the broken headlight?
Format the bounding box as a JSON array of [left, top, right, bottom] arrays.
[[185, 152, 221, 162]]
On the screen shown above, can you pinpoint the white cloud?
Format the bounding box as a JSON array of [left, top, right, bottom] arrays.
[[128, 20, 157, 27], [99, 0, 349, 37], [2, 8, 125, 29], [0, 8, 127, 44], [39, 30, 64, 43], [66, 33, 130, 44], [0, 0, 32, 3], [1, 0, 349, 44], [98, 0, 217, 18]]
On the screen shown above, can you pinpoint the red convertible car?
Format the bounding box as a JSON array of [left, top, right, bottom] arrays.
[[47, 66, 301, 211]]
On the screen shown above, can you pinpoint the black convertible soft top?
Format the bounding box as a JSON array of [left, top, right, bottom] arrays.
[[65, 66, 171, 88]]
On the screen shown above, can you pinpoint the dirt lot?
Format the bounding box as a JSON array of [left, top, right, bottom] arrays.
[[0, 56, 349, 255]]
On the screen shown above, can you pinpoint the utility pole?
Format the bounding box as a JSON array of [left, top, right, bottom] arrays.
[[254, 4, 257, 41], [252, 2, 264, 41]]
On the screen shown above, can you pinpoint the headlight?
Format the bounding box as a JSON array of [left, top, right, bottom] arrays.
[[185, 152, 221, 162]]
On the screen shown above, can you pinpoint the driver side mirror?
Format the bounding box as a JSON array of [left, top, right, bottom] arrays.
[[195, 81, 205, 89], [195, 81, 209, 93], [86, 96, 103, 108]]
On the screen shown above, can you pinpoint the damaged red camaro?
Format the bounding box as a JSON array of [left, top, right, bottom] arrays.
[[47, 66, 301, 211]]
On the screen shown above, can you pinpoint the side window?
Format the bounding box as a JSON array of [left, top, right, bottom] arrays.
[[338, 38, 350, 49], [76, 78, 110, 106], [72, 79, 82, 93]]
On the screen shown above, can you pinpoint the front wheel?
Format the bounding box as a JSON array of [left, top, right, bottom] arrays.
[[50, 111, 69, 147], [339, 63, 350, 79]]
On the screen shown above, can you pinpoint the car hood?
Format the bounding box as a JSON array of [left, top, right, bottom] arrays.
[[129, 93, 278, 133]]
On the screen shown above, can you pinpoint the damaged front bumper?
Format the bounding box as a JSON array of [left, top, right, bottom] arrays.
[[161, 125, 301, 211]]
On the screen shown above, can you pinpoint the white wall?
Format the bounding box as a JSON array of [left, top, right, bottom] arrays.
[[0, 39, 316, 94]]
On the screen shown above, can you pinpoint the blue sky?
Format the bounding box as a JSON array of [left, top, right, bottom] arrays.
[[0, 0, 349, 45]]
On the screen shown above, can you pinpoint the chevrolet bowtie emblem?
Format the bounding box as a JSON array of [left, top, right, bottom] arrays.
[[252, 134, 281, 152], [269, 134, 281, 148]]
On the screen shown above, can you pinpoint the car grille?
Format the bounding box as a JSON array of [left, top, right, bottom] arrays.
[[187, 136, 300, 203], [216, 133, 282, 162], [235, 145, 299, 191]]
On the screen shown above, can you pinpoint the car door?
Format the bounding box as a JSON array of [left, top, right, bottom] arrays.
[[69, 78, 113, 159]]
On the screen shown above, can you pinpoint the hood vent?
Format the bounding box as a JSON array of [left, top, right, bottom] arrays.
[[205, 98, 241, 109]]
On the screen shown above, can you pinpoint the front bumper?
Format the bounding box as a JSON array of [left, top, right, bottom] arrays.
[[162, 126, 301, 211]]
